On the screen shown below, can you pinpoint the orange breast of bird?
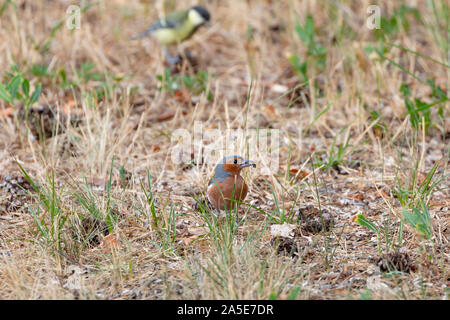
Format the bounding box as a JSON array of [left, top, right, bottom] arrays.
[[207, 175, 248, 211]]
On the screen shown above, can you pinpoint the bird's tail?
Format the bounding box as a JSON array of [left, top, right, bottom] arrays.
[[131, 29, 151, 40]]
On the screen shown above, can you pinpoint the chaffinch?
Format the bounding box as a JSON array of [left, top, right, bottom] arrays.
[[207, 156, 256, 211]]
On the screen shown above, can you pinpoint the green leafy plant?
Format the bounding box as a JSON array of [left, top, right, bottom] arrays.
[[402, 201, 433, 240], [313, 133, 351, 172], [399, 82, 448, 132], [57, 67, 76, 89], [76, 61, 104, 84], [0, 64, 42, 116], [290, 14, 327, 83], [373, 4, 422, 41], [23, 60, 128, 98], [354, 214, 401, 254], [372, 43, 449, 133], [28, 64, 50, 78]]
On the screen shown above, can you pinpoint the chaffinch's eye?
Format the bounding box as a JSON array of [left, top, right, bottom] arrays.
[[233, 159, 238, 164]]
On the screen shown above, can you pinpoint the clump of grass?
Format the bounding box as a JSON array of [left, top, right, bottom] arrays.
[[17, 163, 71, 261], [264, 185, 299, 224], [194, 195, 242, 255], [17, 157, 125, 261], [193, 244, 292, 299], [185, 212, 302, 299], [312, 128, 352, 172], [393, 144, 444, 210], [73, 157, 119, 234], [140, 170, 177, 254], [189, 192, 297, 299]]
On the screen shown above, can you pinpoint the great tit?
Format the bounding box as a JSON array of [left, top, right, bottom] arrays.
[[133, 5, 210, 64]]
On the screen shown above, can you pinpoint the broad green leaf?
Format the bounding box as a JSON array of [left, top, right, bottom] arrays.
[[8, 74, 22, 99], [0, 83, 13, 103], [30, 84, 42, 105], [402, 207, 432, 240], [22, 78, 30, 97], [59, 68, 67, 82], [355, 214, 379, 233]]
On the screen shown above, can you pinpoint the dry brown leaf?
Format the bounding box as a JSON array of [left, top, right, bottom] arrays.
[[289, 168, 309, 180], [348, 193, 364, 201], [174, 89, 192, 103], [262, 105, 277, 120], [156, 109, 176, 122], [151, 108, 188, 122], [0, 107, 13, 118], [62, 97, 77, 115], [373, 126, 384, 139], [98, 233, 119, 253], [376, 189, 390, 199]]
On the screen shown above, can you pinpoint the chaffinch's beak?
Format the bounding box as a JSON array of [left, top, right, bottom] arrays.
[[205, 21, 211, 27], [239, 159, 256, 169]]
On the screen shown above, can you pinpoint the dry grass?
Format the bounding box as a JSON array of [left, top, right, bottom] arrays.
[[0, 0, 448, 300]]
